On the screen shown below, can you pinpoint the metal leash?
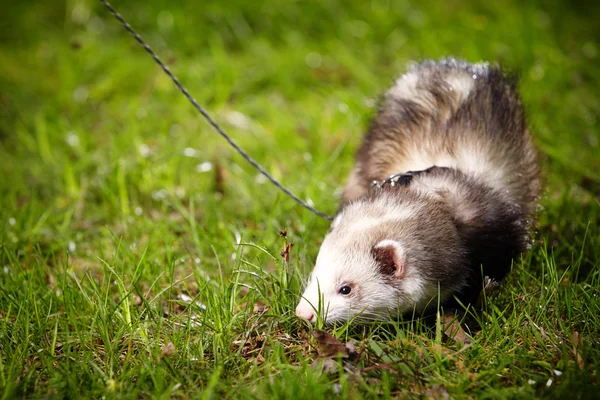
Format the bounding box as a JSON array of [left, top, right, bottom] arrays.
[[99, 0, 334, 221]]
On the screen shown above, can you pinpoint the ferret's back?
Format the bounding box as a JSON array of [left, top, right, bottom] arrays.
[[343, 59, 539, 213]]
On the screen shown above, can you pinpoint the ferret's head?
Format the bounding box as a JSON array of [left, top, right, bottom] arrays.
[[295, 194, 465, 323]]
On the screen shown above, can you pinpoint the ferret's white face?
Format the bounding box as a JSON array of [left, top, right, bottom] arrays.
[[295, 206, 433, 323]]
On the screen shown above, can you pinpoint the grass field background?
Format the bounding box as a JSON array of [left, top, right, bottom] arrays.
[[1, 0, 599, 398]]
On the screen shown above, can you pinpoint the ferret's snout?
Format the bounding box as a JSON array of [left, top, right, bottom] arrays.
[[295, 300, 315, 322]]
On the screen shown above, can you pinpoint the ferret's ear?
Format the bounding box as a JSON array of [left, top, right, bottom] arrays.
[[371, 240, 406, 279]]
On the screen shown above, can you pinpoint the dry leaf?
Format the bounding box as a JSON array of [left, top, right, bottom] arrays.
[[571, 331, 585, 368], [312, 330, 348, 358], [443, 314, 471, 344], [161, 342, 176, 358], [312, 330, 358, 359]]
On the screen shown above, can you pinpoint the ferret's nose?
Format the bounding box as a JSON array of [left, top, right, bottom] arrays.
[[295, 301, 315, 322]]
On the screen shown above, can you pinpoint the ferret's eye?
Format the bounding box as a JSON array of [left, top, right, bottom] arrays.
[[339, 285, 352, 295]]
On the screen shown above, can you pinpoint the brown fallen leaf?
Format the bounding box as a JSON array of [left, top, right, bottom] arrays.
[[233, 333, 267, 364], [46, 272, 56, 288], [312, 330, 357, 359], [571, 331, 585, 368], [443, 314, 471, 344], [161, 342, 176, 358], [253, 303, 269, 313], [312, 330, 347, 358]]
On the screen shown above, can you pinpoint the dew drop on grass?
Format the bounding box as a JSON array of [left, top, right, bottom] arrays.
[[196, 162, 213, 173], [87, 16, 105, 35], [194, 258, 201, 265], [255, 174, 267, 184], [546, 379, 553, 387], [139, 144, 151, 158], [151, 189, 168, 200], [65, 131, 80, 147], [338, 102, 349, 113], [364, 98, 376, 108], [225, 111, 252, 130], [73, 86, 88, 103], [157, 10, 174, 33], [529, 64, 545, 81], [183, 147, 198, 157], [3, 266, 8, 274], [71, 3, 90, 24], [169, 124, 182, 137], [68, 241, 76, 253], [8, 217, 16, 226], [305, 52, 322, 68]]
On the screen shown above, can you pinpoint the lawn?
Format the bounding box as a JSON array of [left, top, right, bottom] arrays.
[[1, 0, 599, 398]]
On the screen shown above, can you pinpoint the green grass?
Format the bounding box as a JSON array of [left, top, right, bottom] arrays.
[[1, 0, 599, 398]]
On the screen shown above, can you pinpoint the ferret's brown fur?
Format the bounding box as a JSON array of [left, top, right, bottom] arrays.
[[343, 59, 539, 211], [295, 59, 540, 324]]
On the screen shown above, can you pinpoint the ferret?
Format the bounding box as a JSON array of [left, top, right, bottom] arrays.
[[295, 58, 540, 323]]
